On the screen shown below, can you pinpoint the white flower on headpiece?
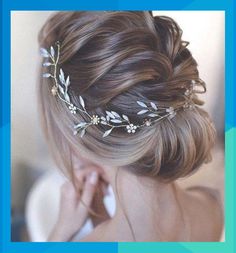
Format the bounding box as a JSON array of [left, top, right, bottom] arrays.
[[51, 85, 58, 96], [184, 89, 191, 96], [144, 119, 152, 126], [68, 104, 77, 114], [183, 102, 189, 109], [188, 104, 194, 110], [41, 42, 189, 138], [166, 107, 176, 119], [91, 115, 100, 125], [183, 102, 195, 110], [126, 123, 137, 133]]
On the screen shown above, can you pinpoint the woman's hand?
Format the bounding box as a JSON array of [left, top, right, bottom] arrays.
[[89, 174, 111, 227], [47, 167, 100, 242]]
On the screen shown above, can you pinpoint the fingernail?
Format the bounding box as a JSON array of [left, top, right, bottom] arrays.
[[88, 171, 98, 185]]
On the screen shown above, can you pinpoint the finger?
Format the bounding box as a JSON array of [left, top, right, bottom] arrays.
[[73, 166, 104, 192], [73, 167, 95, 192], [81, 171, 99, 205], [74, 166, 100, 181], [77, 171, 99, 219], [73, 169, 87, 191], [59, 181, 79, 210], [60, 181, 77, 198]]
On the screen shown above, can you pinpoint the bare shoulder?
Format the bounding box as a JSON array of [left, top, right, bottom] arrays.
[[184, 185, 224, 241]]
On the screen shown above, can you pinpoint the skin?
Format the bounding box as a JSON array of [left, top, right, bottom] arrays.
[[48, 143, 224, 242]]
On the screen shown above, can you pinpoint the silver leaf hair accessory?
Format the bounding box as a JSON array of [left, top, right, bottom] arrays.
[[40, 41, 196, 138]]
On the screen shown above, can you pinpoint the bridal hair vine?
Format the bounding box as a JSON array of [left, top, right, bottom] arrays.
[[40, 41, 196, 138]]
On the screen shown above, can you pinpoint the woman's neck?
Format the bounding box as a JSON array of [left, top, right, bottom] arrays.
[[106, 167, 190, 241]]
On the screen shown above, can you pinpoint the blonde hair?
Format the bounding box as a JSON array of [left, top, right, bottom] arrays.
[[37, 11, 216, 183]]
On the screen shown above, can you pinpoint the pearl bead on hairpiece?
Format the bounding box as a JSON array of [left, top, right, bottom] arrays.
[[40, 41, 196, 138]]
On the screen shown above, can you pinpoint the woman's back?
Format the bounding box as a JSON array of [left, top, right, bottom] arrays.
[[80, 183, 224, 242]]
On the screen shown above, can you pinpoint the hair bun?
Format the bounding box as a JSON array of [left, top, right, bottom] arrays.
[[38, 11, 215, 182]]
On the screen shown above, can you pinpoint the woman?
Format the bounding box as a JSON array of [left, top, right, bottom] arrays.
[[37, 11, 224, 241]]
